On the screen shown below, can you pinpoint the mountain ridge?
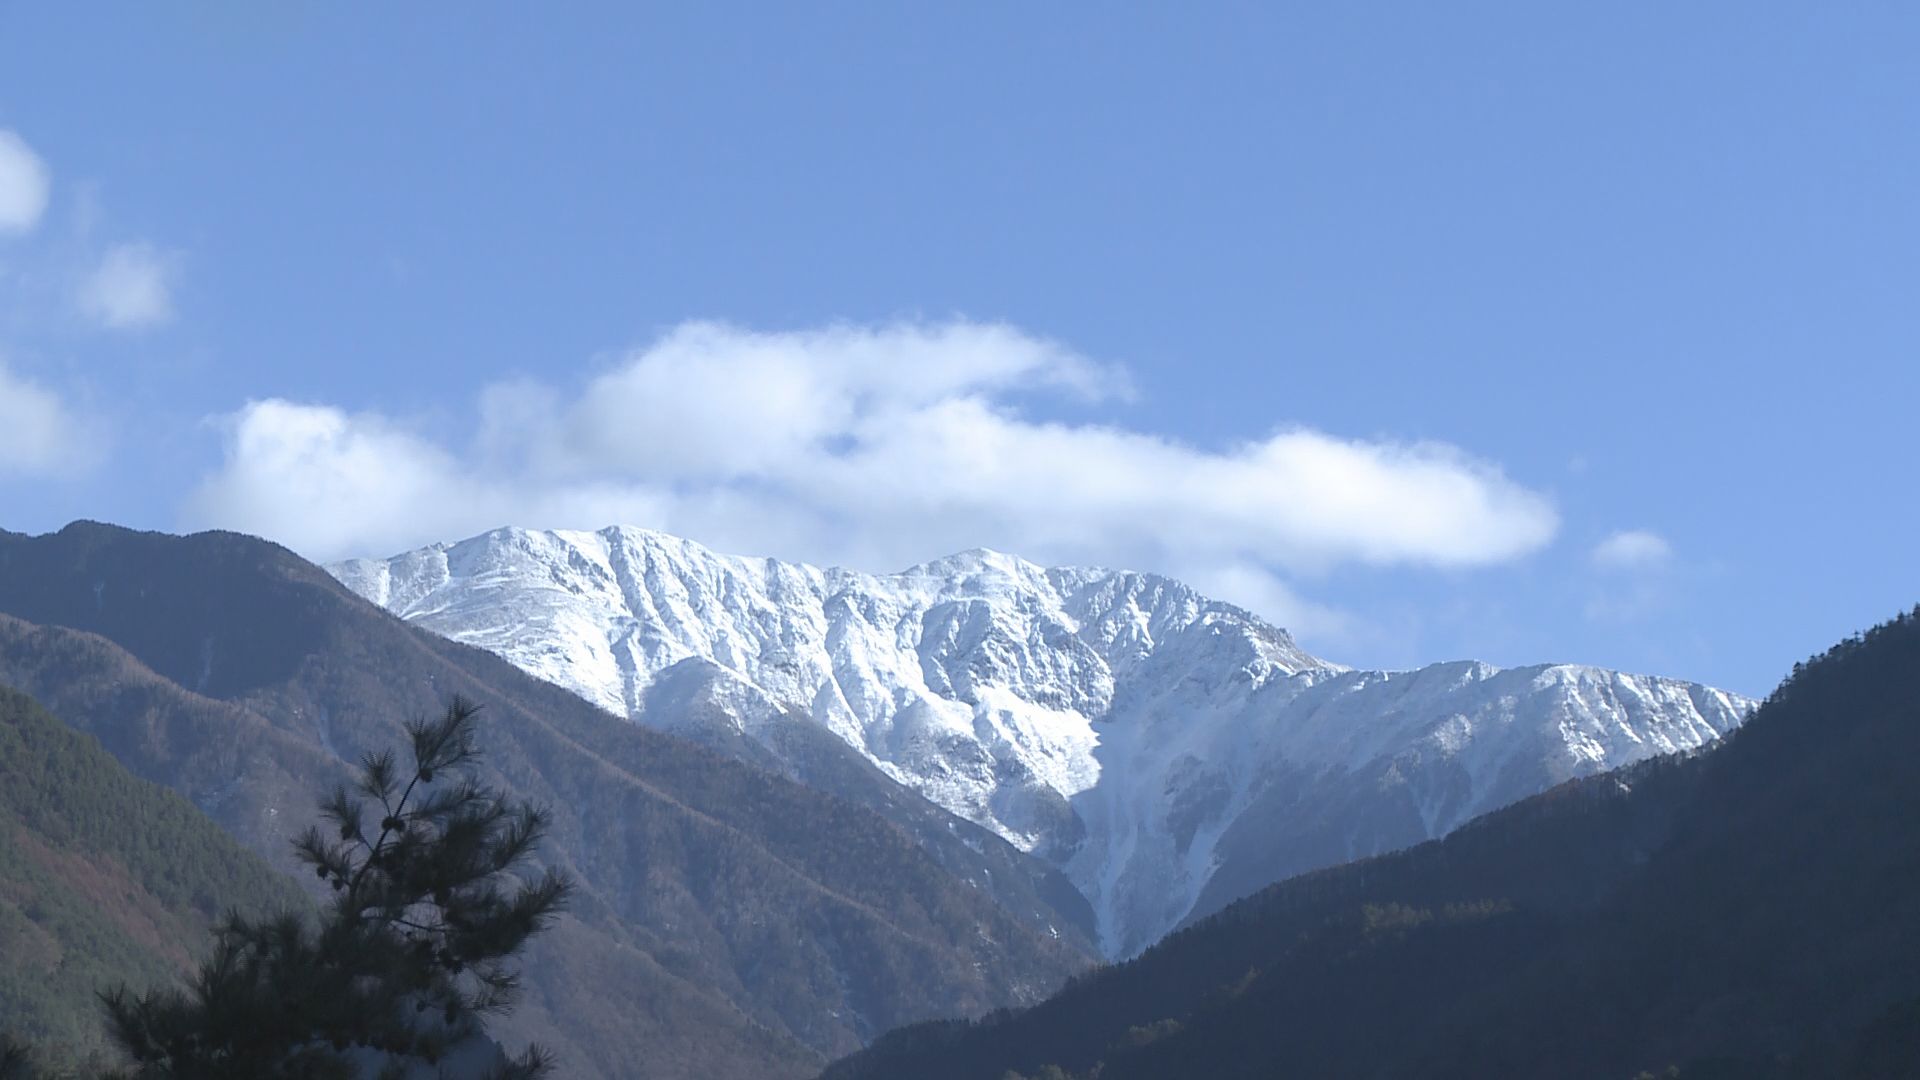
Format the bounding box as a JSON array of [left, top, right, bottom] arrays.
[[333, 524, 1753, 956]]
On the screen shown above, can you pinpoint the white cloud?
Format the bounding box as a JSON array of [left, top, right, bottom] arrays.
[[78, 242, 178, 329], [183, 400, 505, 560], [184, 321, 1559, 631], [0, 363, 90, 476], [1586, 529, 1677, 622], [544, 320, 1123, 480], [1591, 529, 1672, 570], [0, 131, 50, 235]]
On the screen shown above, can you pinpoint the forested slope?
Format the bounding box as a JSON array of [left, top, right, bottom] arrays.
[[0, 685, 305, 1059]]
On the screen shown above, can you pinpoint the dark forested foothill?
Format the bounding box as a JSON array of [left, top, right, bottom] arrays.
[[0, 685, 305, 1063], [1, 693, 567, 1079], [0, 523, 1089, 1080], [825, 608, 1920, 1080]]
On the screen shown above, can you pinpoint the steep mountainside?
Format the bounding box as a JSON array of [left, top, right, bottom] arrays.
[[336, 525, 1753, 955], [0, 684, 305, 1059], [0, 523, 1093, 1080], [824, 608, 1920, 1080]]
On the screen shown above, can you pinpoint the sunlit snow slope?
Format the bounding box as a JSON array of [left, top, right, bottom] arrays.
[[332, 526, 1752, 957]]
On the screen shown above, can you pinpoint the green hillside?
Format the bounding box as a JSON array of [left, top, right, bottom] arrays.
[[0, 685, 306, 1059]]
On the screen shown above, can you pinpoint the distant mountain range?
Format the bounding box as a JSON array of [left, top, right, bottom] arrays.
[[823, 607, 1920, 1079], [334, 525, 1753, 956]]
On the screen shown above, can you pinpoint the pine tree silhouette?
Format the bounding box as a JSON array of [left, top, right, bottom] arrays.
[[97, 699, 572, 1079]]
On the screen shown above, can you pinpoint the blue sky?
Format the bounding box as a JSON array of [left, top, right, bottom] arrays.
[[0, 3, 1915, 696]]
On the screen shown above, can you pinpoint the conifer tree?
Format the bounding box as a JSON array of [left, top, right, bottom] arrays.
[[98, 699, 572, 1079], [1, 1036, 44, 1080]]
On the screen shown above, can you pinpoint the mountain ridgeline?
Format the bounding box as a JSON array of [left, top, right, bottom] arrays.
[[0, 523, 1093, 1080], [824, 607, 1920, 1079], [2, 519, 1842, 1080], [335, 525, 1753, 957]]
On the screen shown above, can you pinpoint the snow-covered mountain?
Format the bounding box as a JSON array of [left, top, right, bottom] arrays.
[[331, 526, 1753, 957]]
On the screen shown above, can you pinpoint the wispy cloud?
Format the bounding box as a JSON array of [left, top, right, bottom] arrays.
[[0, 131, 50, 235], [183, 320, 1560, 631], [0, 361, 93, 476], [1586, 528, 1677, 622], [78, 242, 179, 329], [1591, 529, 1672, 570]]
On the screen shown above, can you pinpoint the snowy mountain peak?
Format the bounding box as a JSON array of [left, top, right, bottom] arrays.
[[331, 525, 1752, 957], [904, 545, 1037, 578]]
